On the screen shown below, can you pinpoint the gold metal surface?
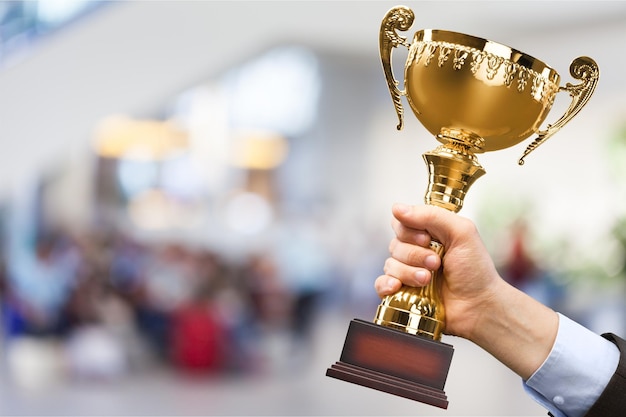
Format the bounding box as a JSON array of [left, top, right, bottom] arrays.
[[375, 5, 599, 341], [374, 241, 445, 339]]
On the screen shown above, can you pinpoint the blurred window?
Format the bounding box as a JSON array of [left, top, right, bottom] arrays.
[[0, 0, 105, 67], [223, 46, 321, 137]]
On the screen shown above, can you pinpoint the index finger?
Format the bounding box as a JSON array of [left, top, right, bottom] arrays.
[[392, 203, 459, 246]]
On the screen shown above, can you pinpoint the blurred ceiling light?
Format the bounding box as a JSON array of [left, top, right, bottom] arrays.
[[231, 129, 289, 170], [93, 115, 189, 160]]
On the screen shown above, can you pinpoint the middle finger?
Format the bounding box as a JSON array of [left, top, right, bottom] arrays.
[[389, 238, 441, 271]]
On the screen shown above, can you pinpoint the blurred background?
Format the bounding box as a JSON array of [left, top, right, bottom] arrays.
[[0, 1, 625, 415]]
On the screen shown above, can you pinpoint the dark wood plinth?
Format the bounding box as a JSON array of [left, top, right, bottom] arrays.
[[326, 319, 453, 409]]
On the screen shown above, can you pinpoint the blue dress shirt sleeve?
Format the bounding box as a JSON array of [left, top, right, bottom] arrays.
[[523, 313, 620, 417]]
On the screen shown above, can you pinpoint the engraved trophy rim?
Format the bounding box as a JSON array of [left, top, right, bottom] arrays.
[[414, 28, 560, 82]]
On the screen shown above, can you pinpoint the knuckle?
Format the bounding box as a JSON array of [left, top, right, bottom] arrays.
[[388, 238, 398, 254], [458, 216, 479, 236], [406, 246, 423, 266], [383, 257, 393, 273]]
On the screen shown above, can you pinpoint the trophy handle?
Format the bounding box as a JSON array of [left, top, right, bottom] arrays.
[[518, 56, 599, 165], [380, 6, 414, 130]]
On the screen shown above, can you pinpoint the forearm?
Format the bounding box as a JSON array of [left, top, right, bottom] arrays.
[[525, 316, 621, 417], [468, 278, 559, 380]]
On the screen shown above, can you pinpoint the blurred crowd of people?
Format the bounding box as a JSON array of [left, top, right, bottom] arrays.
[[1, 201, 609, 390], [0, 226, 331, 384]]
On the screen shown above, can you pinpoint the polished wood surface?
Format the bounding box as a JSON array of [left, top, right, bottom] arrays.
[[326, 319, 453, 409]]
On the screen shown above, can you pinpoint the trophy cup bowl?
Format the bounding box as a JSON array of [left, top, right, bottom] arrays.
[[404, 30, 560, 153], [327, 5, 599, 409], [395, 23, 598, 157]]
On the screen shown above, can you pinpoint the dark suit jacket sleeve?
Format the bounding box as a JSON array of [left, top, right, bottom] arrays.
[[582, 333, 626, 417]]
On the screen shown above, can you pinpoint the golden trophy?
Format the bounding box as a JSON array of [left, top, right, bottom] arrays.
[[327, 5, 599, 409]]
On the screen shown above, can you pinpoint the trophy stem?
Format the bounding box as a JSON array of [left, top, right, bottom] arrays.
[[423, 142, 486, 214], [373, 142, 486, 340]]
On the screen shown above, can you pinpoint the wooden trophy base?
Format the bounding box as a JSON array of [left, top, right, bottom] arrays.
[[326, 319, 454, 409]]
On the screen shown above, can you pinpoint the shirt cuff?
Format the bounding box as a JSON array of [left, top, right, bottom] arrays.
[[523, 313, 619, 417]]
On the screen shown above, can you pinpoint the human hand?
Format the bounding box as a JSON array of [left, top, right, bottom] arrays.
[[375, 203, 559, 379], [374, 203, 503, 340]]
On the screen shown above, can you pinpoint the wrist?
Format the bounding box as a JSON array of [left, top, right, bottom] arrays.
[[464, 278, 558, 379], [458, 277, 507, 343]]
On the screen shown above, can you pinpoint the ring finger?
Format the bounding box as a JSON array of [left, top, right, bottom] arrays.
[[383, 256, 432, 287]]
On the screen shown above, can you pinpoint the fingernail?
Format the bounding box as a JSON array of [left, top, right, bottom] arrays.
[[415, 231, 430, 246], [415, 269, 428, 284], [425, 254, 439, 270], [386, 276, 399, 292]]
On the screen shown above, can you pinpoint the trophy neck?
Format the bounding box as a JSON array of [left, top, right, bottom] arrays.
[[423, 143, 486, 213]]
